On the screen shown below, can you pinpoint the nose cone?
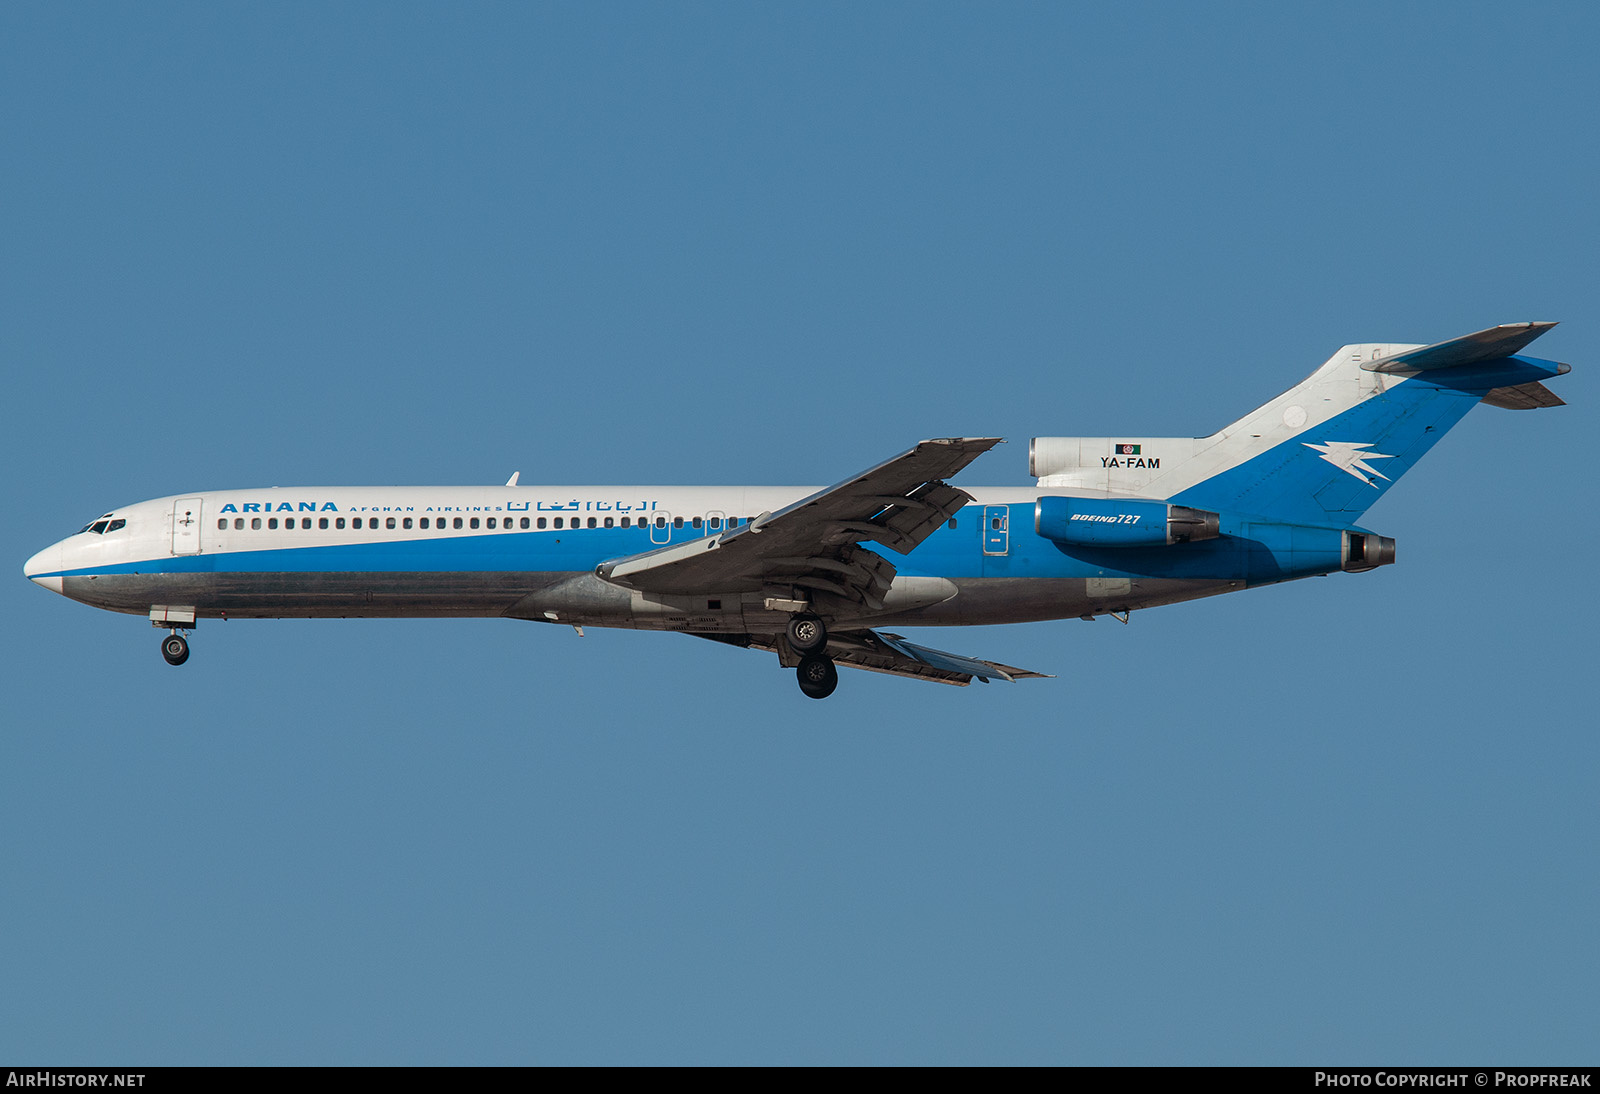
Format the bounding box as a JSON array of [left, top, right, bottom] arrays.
[[24, 542, 65, 594]]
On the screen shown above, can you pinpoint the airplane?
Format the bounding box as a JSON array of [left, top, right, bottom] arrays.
[[23, 322, 1571, 699]]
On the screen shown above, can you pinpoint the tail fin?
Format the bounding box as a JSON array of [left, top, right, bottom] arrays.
[[1031, 323, 1571, 525]]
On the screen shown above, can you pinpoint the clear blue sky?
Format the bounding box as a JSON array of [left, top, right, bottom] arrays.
[[3, 2, 1595, 1064]]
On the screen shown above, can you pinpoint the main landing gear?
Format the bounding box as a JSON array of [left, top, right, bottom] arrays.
[[786, 613, 827, 654], [796, 653, 838, 699], [786, 613, 836, 698], [160, 632, 190, 666]]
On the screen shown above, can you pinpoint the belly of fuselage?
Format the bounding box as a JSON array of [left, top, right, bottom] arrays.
[[63, 570, 1242, 634]]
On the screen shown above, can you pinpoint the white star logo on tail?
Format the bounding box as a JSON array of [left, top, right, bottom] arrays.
[[1303, 441, 1396, 487]]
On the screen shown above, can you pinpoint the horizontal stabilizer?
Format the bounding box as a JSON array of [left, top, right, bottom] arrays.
[[1482, 380, 1567, 410], [1363, 322, 1558, 373]]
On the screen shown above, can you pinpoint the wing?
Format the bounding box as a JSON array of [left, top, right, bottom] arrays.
[[693, 629, 1052, 687], [596, 437, 1001, 611]]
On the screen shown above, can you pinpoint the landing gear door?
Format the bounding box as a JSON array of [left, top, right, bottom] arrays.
[[172, 498, 203, 555], [982, 504, 1010, 556]]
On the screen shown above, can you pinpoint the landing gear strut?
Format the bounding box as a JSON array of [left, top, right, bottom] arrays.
[[161, 632, 190, 666], [796, 654, 838, 699], [786, 613, 828, 655]]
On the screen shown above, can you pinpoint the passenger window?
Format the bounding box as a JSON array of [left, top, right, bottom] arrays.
[[301, 518, 311, 529], [335, 517, 345, 529], [537, 517, 547, 529], [948, 518, 957, 529], [587, 517, 596, 528], [352, 518, 362, 529], [554, 517, 563, 529], [673, 517, 683, 529], [217, 519, 227, 530], [692, 517, 702, 529], [469, 517, 479, 529], [708, 517, 721, 530], [419, 517, 429, 529], [604, 517, 613, 528], [319, 517, 329, 530], [269, 518, 278, 530], [251, 517, 262, 530], [453, 517, 463, 529], [386, 517, 396, 529], [487, 517, 496, 529], [235, 518, 244, 530], [621, 517, 630, 528], [520, 517, 530, 529], [656, 516, 667, 528], [403, 517, 412, 529]]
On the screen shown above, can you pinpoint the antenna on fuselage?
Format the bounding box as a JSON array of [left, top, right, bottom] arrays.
[[505, 472, 520, 487]]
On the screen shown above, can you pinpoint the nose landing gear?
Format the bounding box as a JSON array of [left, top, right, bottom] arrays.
[[161, 632, 190, 666], [150, 608, 197, 667]]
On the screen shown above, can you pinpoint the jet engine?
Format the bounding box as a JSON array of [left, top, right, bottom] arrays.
[[1342, 531, 1396, 573], [1035, 496, 1220, 547]]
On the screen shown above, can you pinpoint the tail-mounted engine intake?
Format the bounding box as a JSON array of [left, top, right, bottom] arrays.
[[1035, 496, 1221, 548], [1342, 531, 1397, 573]]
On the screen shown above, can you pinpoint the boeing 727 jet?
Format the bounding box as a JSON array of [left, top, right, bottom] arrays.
[[24, 323, 1571, 697]]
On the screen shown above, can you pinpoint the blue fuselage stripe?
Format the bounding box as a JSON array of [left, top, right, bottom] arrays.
[[34, 506, 1363, 588]]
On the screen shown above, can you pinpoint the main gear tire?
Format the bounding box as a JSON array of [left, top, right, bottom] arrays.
[[796, 654, 838, 699], [786, 614, 827, 655]]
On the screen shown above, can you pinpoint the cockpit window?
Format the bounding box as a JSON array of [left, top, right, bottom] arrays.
[[106, 519, 126, 532], [89, 521, 110, 534], [78, 513, 113, 534]]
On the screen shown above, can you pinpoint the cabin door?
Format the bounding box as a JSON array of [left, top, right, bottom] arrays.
[[171, 498, 203, 555], [982, 504, 1010, 556]]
